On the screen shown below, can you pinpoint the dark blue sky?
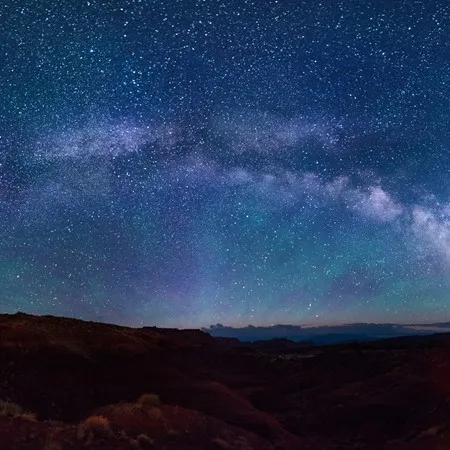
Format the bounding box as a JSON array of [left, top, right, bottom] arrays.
[[0, 0, 449, 327]]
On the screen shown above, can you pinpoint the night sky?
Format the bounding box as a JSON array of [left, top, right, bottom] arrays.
[[0, 0, 449, 328]]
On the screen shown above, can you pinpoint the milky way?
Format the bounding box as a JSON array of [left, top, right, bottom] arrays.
[[0, 0, 449, 327]]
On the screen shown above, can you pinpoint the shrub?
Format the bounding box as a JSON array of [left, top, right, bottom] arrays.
[[136, 393, 160, 407], [146, 407, 163, 420], [137, 433, 154, 447], [167, 429, 180, 440], [233, 435, 253, 450], [21, 412, 37, 421], [118, 429, 129, 440], [43, 440, 62, 450], [129, 439, 140, 449], [0, 399, 24, 417], [77, 415, 112, 443], [212, 438, 233, 449]]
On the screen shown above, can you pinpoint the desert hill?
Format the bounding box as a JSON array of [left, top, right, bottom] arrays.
[[1, 312, 450, 449]]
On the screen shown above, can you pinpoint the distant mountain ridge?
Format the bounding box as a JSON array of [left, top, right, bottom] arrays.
[[202, 322, 450, 345]]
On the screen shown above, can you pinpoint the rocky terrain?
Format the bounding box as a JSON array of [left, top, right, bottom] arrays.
[[1, 312, 450, 449]]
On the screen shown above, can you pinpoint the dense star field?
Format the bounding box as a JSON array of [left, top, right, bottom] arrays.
[[0, 0, 448, 328]]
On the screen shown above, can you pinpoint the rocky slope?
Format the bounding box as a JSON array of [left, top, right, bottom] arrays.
[[1, 312, 450, 449]]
